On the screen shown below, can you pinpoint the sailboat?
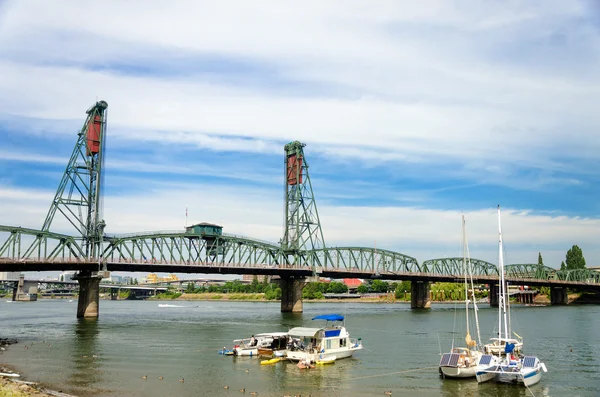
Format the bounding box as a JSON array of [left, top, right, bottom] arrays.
[[475, 205, 547, 386], [439, 215, 483, 378]]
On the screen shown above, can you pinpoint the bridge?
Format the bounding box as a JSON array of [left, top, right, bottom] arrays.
[[1, 101, 599, 316]]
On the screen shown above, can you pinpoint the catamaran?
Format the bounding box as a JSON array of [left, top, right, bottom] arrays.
[[475, 206, 547, 386], [285, 314, 362, 363], [439, 215, 484, 378]]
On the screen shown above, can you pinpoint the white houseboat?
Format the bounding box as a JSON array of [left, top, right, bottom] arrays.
[[285, 314, 363, 363]]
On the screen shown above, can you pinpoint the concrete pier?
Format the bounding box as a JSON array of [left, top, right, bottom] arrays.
[[489, 283, 499, 307], [74, 271, 102, 318], [550, 286, 568, 305], [12, 274, 38, 301], [411, 281, 431, 309], [279, 277, 306, 313]]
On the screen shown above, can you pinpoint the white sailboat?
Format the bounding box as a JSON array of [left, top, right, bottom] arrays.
[[439, 215, 483, 378], [476, 205, 547, 386]]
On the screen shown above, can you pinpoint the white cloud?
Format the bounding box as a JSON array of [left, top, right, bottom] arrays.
[[0, 0, 599, 171]]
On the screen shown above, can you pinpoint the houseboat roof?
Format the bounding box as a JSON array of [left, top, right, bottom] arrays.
[[288, 327, 321, 337], [255, 332, 288, 338], [312, 314, 344, 321]]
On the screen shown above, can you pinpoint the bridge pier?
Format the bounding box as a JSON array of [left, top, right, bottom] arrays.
[[110, 287, 119, 301], [550, 287, 568, 305], [410, 281, 431, 309], [489, 283, 499, 307], [74, 271, 102, 318], [279, 277, 306, 313]]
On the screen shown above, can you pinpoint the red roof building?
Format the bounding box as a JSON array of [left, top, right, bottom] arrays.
[[342, 278, 363, 288]]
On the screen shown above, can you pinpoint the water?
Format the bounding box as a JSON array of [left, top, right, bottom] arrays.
[[1, 299, 599, 396]]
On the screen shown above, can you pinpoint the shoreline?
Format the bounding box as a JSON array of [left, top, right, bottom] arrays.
[[1, 361, 76, 397]]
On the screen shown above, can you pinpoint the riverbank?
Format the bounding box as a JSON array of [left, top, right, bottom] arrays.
[[0, 364, 72, 397]]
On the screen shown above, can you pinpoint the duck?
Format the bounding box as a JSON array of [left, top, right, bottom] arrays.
[[245, 368, 250, 373], [141, 375, 147, 380], [249, 393, 258, 396], [179, 378, 185, 383], [384, 391, 392, 396], [158, 376, 164, 380], [224, 386, 230, 390], [239, 388, 246, 393]]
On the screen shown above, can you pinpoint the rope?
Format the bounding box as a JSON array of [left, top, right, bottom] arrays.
[[520, 373, 536, 397], [352, 366, 439, 380]]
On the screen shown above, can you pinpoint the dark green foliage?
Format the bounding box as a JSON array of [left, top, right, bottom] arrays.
[[560, 261, 566, 270], [327, 281, 348, 293], [538, 252, 544, 267], [565, 245, 586, 270], [185, 282, 195, 293], [302, 282, 326, 299], [394, 281, 411, 298]]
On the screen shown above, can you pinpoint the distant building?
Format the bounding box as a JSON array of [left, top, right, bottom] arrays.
[[122, 276, 132, 285], [0, 272, 21, 280], [58, 271, 77, 282], [146, 273, 179, 284], [342, 278, 363, 290], [242, 274, 269, 283]]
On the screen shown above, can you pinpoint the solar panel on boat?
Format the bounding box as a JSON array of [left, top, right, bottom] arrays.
[[523, 356, 537, 368], [439, 353, 460, 367], [479, 354, 493, 366]]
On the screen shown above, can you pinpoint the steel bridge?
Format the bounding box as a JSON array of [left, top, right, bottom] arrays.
[[1, 101, 599, 315]]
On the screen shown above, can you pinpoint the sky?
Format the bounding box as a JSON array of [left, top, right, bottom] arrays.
[[0, 0, 599, 280]]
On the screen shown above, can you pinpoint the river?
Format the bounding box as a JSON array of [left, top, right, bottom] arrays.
[[0, 299, 598, 396]]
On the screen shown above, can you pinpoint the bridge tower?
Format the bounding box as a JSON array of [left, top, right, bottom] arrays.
[[279, 141, 325, 312], [42, 100, 109, 318]]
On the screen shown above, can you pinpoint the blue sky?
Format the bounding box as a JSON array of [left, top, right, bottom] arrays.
[[0, 0, 599, 277]]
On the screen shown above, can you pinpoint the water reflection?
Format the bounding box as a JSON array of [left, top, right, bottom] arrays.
[[440, 378, 552, 397], [68, 318, 103, 389]]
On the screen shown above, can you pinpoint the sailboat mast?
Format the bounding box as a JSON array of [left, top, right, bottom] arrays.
[[465, 222, 482, 347], [462, 215, 470, 335], [497, 205, 509, 343]]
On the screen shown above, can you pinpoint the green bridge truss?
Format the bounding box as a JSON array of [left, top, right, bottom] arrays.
[[2, 227, 599, 285]]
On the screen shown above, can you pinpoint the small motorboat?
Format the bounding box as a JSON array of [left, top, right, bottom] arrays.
[[260, 357, 282, 365], [316, 356, 336, 365]]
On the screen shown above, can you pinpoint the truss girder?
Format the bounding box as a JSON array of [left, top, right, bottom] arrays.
[[554, 268, 600, 283], [504, 264, 557, 280], [0, 226, 85, 261], [421, 257, 498, 276], [102, 233, 291, 268], [304, 247, 419, 274]]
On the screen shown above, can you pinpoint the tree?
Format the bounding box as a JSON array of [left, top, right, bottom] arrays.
[[537, 252, 544, 267], [565, 245, 586, 270], [560, 261, 566, 270], [371, 280, 389, 293], [185, 282, 195, 293]]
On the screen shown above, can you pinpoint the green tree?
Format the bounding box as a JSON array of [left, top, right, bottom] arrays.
[[327, 282, 348, 293], [565, 245, 586, 270], [185, 282, 195, 293], [560, 261, 566, 270], [356, 284, 370, 294], [371, 280, 389, 293], [537, 252, 544, 267]]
